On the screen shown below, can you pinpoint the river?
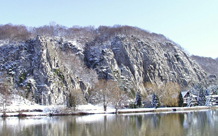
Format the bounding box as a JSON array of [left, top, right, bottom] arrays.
[[1, 109, 218, 136]]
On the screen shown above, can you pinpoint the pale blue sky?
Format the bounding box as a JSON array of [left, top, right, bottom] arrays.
[[1, 0, 218, 58]]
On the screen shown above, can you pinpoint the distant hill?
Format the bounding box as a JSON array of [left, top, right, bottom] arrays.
[[191, 55, 218, 76]]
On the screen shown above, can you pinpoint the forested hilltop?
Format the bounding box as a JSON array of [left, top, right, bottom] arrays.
[[0, 23, 178, 43], [0, 23, 215, 110]]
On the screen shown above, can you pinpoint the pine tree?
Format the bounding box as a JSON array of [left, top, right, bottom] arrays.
[[135, 91, 142, 107], [151, 93, 160, 108], [197, 89, 206, 106], [205, 89, 210, 96], [178, 92, 184, 107]]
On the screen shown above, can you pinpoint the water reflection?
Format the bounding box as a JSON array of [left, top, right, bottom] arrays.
[[1, 110, 218, 136]]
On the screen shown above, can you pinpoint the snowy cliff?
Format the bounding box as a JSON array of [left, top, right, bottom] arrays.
[[84, 35, 207, 93], [0, 29, 209, 106]]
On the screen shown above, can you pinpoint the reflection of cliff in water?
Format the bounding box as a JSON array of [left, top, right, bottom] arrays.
[[0, 110, 218, 136]]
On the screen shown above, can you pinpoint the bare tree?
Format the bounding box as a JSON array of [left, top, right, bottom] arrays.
[[0, 24, 30, 42], [67, 88, 83, 111], [145, 82, 181, 107], [91, 79, 110, 111], [0, 75, 12, 114], [160, 82, 181, 107], [89, 79, 128, 112], [110, 84, 128, 114]]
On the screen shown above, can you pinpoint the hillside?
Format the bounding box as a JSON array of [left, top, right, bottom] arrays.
[[0, 24, 209, 107], [191, 55, 218, 76]]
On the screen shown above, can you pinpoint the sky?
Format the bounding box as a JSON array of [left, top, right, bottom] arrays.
[[1, 0, 218, 58]]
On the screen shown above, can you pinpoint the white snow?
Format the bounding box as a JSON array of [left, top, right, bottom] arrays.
[[1, 93, 218, 117], [76, 114, 115, 124], [0, 40, 9, 46], [77, 103, 102, 111]]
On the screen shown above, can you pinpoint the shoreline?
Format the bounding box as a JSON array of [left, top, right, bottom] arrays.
[[1, 106, 218, 117]]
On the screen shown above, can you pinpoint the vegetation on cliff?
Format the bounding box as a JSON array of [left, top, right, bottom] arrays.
[[0, 23, 215, 110]]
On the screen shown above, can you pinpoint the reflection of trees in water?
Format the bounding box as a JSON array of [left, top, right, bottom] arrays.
[[1, 110, 218, 136], [183, 110, 218, 136], [0, 116, 87, 136], [135, 115, 142, 130], [139, 113, 184, 136], [152, 114, 160, 128], [197, 111, 208, 134], [0, 114, 183, 136]]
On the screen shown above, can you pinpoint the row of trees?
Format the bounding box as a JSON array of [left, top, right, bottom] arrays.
[[66, 79, 185, 112], [0, 22, 171, 44], [0, 24, 30, 42], [67, 80, 184, 112], [65, 79, 129, 113], [187, 87, 218, 107]]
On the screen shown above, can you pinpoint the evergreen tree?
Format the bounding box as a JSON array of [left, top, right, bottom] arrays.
[[178, 92, 184, 107], [205, 89, 210, 96], [197, 89, 206, 106], [68, 93, 76, 111], [205, 96, 212, 106], [151, 93, 160, 108], [135, 91, 142, 107]]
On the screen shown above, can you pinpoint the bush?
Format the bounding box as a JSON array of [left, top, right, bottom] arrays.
[[129, 103, 137, 108], [68, 93, 76, 111]]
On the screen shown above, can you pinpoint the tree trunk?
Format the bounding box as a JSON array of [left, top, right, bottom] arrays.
[[3, 102, 6, 117], [115, 104, 118, 114], [73, 106, 76, 111], [104, 104, 107, 111], [115, 107, 118, 114]]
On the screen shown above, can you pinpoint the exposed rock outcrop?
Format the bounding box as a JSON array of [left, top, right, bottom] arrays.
[[0, 36, 89, 105], [0, 33, 209, 105], [85, 35, 208, 94]]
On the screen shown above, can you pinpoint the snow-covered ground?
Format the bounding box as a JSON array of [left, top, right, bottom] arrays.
[[0, 94, 116, 116], [0, 94, 217, 117], [0, 94, 44, 112]]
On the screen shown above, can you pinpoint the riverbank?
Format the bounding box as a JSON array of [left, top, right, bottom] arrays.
[[1, 105, 218, 117]]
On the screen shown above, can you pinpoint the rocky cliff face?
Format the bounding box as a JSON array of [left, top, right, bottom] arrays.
[[85, 35, 208, 95], [0, 33, 208, 106], [0, 36, 91, 105]]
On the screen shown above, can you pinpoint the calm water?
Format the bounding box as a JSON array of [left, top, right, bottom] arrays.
[[1, 110, 218, 136]]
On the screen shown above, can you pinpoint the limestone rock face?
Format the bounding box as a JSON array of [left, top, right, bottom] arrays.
[[84, 35, 208, 94], [0, 36, 87, 105], [0, 34, 208, 105]]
